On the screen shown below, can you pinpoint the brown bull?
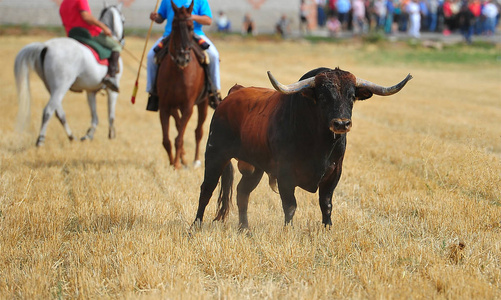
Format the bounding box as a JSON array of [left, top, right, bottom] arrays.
[[194, 67, 412, 228]]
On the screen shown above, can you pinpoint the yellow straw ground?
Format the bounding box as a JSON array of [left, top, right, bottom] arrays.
[[0, 35, 499, 298]]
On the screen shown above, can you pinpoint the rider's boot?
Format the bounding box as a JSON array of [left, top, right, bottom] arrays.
[[103, 51, 120, 92], [202, 63, 222, 109], [208, 89, 222, 109], [146, 91, 159, 112], [146, 71, 159, 112]]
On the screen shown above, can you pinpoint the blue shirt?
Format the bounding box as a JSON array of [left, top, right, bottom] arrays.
[[158, 0, 212, 37], [337, 0, 351, 13]]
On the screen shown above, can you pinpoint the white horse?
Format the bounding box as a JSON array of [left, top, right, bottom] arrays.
[[14, 2, 125, 146]]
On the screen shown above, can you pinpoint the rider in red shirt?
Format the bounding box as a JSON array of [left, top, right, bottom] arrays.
[[60, 0, 121, 92]]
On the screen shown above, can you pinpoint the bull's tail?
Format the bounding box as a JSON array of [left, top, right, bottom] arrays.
[[214, 162, 234, 221], [14, 43, 46, 131]]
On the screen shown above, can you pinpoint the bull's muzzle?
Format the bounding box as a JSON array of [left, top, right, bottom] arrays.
[[329, 118, 352, 133]]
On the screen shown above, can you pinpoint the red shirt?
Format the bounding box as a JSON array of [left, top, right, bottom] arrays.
[[59, 0, 102, 36], [468, 2, 481, 17]]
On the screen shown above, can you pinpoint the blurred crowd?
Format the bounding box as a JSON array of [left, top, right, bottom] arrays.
[[314, 0, 500, 40], [212, 0, 499, 42]]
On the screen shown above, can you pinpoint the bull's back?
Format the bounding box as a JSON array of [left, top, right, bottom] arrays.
[[213, 87, 281, 166]]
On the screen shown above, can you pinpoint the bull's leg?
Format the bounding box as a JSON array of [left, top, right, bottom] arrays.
[[107, 90, 118, 139], [159, 108, 174, 166], [236, 164, 264, 229], [81, 92, 98, 141], [193, 102, 208, 168], [194, 156, 231, 225], [318, 163, 343, 227], [174, 106, 194, 169], [277, 167, 297, 226]]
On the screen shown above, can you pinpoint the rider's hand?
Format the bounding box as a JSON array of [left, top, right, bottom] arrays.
[[150, 12, 159, 21], [102, 26, 113, 37]]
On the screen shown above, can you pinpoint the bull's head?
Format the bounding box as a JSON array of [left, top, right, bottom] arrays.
[[267, 68, 412, 134]]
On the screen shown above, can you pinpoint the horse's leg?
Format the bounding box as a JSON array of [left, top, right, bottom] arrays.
[[54, 103, 75, 142], [160, 108, 174, 166], [174, 105, 194, 169], [171, 108, 186, 163], [193, 102, 208, 169], [37, 90, 67, 147], [81, 92, 98, 141], [107, 90, 118, 139]]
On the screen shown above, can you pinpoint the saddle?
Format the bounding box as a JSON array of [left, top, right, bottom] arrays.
[[68, 27, 112, 61], [154, 35, 210, 66]]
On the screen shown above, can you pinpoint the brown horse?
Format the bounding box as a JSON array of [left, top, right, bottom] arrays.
[[157, 1, 209, 169]]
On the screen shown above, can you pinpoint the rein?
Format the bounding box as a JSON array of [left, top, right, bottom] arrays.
[[169, 16, 194, 67], [99, 6, 125, 46]]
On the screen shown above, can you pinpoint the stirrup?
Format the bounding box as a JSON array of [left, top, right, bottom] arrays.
[[203, 51, 210, 65], [146, 93, 159, 112], [103, 76, 119, 93]]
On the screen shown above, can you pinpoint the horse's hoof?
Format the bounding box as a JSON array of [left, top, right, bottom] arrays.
[[109, 127, 116, 139], [173, 162, 188, 170], [80, 135, 93, 141], [36, 137, 45, 147], [68, 135, 75, 142], [193, 160, 202, 169]]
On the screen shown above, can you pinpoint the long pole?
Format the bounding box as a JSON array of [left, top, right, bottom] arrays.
[[130, 0, 161, 104]]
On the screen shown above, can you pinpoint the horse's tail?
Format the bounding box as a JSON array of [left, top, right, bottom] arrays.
[[14, 43, 47, 131], [214, 162, 234, 221]]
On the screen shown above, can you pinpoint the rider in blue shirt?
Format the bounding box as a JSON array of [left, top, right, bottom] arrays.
[[146, 0, 221, 111]]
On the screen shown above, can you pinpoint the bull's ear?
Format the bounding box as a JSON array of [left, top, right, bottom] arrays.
[[355, 87, 373, 101], [301, 88, 316, 102]]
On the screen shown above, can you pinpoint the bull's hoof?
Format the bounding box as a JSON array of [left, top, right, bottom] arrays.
[[238, 226, 253, 237], [36, 136, 45, 147], [193, 160, 202, 169], [191, 219, 203, 229]]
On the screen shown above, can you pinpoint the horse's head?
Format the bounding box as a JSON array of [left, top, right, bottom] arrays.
[[99, 2, 125, 46], [169, 0, 195, 69]]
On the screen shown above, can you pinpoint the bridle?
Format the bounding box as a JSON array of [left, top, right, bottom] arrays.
[[169, 15, 194, 68]]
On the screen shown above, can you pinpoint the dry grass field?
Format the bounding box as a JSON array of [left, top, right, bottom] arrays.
[[0, 33, 500, 299]]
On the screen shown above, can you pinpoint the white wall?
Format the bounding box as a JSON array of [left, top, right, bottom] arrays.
[[0, 0, 316, 34]]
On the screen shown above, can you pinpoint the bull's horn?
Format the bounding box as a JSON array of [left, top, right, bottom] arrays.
[[267, 71, 316, 94], [356, 74, 413, 96]]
